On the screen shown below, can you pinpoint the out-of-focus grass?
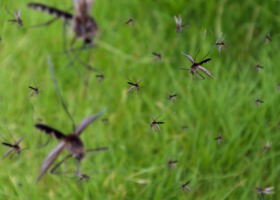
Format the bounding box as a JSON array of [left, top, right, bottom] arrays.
[[0, 0, 279, 199]]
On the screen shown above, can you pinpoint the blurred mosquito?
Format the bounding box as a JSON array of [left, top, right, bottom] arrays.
[[256, 186, 274, 200], [255, 64, 264, 72], [255, 98, 264, 107], [182, 125, 188, 131], [152, 52, 163, 61], [150, 116, 164, 132], [214, 132, 223, 146], [277, 83, 280, 91], [260, 141, 271, 155], [168, 160, 179, 168], [6, 7, 23, 27], [28, 85, 41, 96], [127, 79, 141, 93], [95, 74, 105, 82], [174, 15, 188, 33], [168, 93, 178, 102], [125, 18, 135, 27], [215, 38, 226, 53], [28, 0, 98, 45], [1, 120, 25, 159], [101, 118, 108, 124], [264, 33, 272, 44], [181, 181, 191, 192]]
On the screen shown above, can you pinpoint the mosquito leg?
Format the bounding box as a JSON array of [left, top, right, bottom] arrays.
[[29, 17, 59, 28], [36, 137, 51, 149], [50, 154, 72, 174], [196, 72, 205, 80]]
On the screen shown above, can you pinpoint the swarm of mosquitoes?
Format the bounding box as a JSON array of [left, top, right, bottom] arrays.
[[1, 0, 276, 198]]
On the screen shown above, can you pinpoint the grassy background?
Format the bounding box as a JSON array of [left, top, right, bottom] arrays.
[[0, 0, 280, 199]]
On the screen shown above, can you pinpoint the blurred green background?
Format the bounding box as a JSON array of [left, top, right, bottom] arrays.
[[0, 0, 279, 199]]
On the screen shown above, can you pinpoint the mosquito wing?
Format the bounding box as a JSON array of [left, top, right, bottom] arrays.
[[181, 52, 195, 63], [15, 136, 24, 145], [75, 108, 106, 135], [35, 124, 65, 140], [36, 141, 66, 183], [2, 148, 14, 160], [197, 66, 215, 79]]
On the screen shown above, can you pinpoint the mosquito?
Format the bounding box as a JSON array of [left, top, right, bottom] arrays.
[[214, 133, 223, 146], [28, 85, 41, 96], [215, 39, 226, 53], [6, 7, 23, 27], [150, 116, 164, 132], [168, 160, 179, 168], [95, 74, 105, 82], [256, 187, 274, 200], [168, 93, 178, 102], [174, 15, 188, 33], [264, 33, 272, 44], [152, 52, 163, 61], [277, 83, 280, 91], [1, 120, 24, 159], [127, 79, 141, 93], [28, 0, 98, 45], [181, 181, 191, 192], [125, 18, 135, 27], [255, 64, 264, 72], [255, 98, 264, 107], [260, 141, 271, 155]]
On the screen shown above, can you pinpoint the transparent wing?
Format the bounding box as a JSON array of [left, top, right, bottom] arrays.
[[2, 148, 14, 159], [181, 52, 194, 63], [75, 108, 106, 135], [36, 141, 66, 183], [197, 66, 215, 79], [15, 136, 24, 145]]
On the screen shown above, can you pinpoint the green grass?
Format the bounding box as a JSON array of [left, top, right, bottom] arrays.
[[0, 0, 280, 199]]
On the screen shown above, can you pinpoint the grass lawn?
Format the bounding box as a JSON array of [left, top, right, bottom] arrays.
[[0, 0, 279, 199]]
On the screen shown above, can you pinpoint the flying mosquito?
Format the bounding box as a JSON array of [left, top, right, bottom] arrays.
[[174, 15, 188, 33], [215, 39, 226, 53], [150, 116, 164, 132], [95, 74, 105, 82], [152, 52, 163, 61], [6, 7, 23, 27], [127, 79, 141, 93], [214, 132, 223, 146], [28, 0, 98, 45], [1, 120, 24, 159], [125, 18, 135, 27], [28, 85, 41, 96], [256, 186, 274, 200], [168, 160, 179, 168], [181, 181, 191, 192], [168, 93, 178, 102], [255, 64, 264, 72], [264, 33, 272, 44], [255, 98, 264, 107]]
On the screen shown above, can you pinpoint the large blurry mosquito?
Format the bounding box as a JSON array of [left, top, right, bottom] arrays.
[[181, 31, 220, 80], [28, 85, 41, 96], [28, 0, 98, 45], [6, 7, 23, 27], [174, 15, 188, 33], [256, 186, 274, 200], [1, 120, 24, 159], [150, 116, 164, 132]]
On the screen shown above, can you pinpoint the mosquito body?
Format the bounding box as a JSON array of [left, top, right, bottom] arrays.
[[255, 64, 264, 72], [152, 52, 162, 60], [95, 74, 105, 82], [255, 99, 264, 107], [168, 93, 178, 102], [28, 0, 98, 44], [150, 116, 164, 132], [214, 133, 223, 146], [28, 85, 41, 96], [127, 79, 141, 93], [181, 52, 214, 80], [181, 181, 191, 192], [168, 160, 178, 168], [7, 9, 23, 26], [264, 33, 272, 44], [35, 110, 104, 183], [2, 137, 24, 159], [174, 15, 187, 33], [125, 18, 135, 27], [215, 40, 226, 53]]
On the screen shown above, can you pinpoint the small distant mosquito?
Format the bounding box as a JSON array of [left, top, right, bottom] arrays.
[[181, 52, 214, 80], [150, 116, 164, 132], [152, 52, 162, 61], [215, 39, 226, 53], [6, 7, 23, 27], [174, 15, 188, 33], [168, 93, 178, 102], [28, 85, 41, 96], [101, 118, 108, 124], [1, 120, 24, 159], [95, 74, 105, 82], [256, 186, 274, 199], [277, 83, 280, 91], [255, 98, 264, 107], [125, 18, 135, 27], [214, 133, 223, 146], [260, 141, 271, 155], [168, 160, 179, 168], [255, 64, 264, 72], [127, 79, 141, 93], [182, 125, 188, 131], [264, 33, 272, 44], [28, 0, 98, 45], [181, 181, 191, 192], [35, 110, 105, 183]]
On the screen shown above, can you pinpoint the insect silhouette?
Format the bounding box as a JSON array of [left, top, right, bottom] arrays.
[[214, 133, 223, 146], [150, 116, 164, 132], [127, 79, 141, 93], [152, 52, 163, 61], [1, 120, 24, 159], [215, 39, 226, 53], [125, 18, 135, 27], [260, 141, 271, 155], [168, 160, 179, 168], [264, 33, 272, 44], [168, 93, 178, 102], [181, 181, 191, 192], [28, 0, 98, 45], [28, 85, 41, 96], [256, 186, 274, 200], [174, 15, 188, 33], [255, 64, 264, 72], [6, 7, 23, 27], [255, 98, 264, 107], [95, 74, 105, 82]]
